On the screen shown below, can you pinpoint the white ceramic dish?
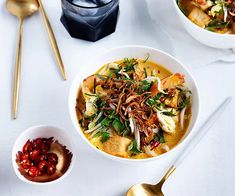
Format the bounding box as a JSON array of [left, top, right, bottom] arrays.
[[12, 125, 75, 185], [173, 0, 235, 49], [69, 45, 200, 163]]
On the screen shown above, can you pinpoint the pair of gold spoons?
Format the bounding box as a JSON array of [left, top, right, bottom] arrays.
[[6, 0, 66, 119]]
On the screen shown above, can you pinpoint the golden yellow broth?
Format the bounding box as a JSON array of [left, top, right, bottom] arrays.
[[76, 59, 191, 159]]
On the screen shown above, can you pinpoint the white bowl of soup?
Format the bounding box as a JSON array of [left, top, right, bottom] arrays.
[[173, 0, 235, 49], [69, 45, 200, 163]]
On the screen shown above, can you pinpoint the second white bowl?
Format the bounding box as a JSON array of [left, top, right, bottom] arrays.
[[172, 0, 235, 49]]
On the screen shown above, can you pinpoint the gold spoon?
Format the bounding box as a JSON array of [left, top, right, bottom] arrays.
[[6, 0, 39, 119], [37, 0, 67, 80], [127, 97, 232, 196]]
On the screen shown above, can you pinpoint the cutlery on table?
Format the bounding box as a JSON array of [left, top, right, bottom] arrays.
[[126, 97, 232, 196], [6, 0, 39, 119], [37, 0, 67, 80]]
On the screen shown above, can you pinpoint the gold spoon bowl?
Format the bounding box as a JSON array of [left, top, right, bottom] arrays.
[[6, 0, 38, 18], [126, 166, 175, 196]]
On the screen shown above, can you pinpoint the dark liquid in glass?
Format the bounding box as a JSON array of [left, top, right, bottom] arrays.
[[61, 0, 119, 42]]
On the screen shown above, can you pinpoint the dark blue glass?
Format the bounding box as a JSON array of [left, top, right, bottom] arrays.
[[61, 0, 119, 41]]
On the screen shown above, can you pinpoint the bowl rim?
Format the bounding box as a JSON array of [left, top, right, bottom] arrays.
[[173, 0, 235, 38], [69, 45, 200, 163], [12, 124, 75, 185]]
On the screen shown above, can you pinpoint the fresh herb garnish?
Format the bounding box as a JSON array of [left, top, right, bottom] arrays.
[[100, 117, 113, 127], [206, 20, 230, 31], [143, 53, 150, 63], [146, 93, 165, 107], [146, 98, 156, 106], [162, 110, 176, 116], [110, 67, 121, 74], [112, 119, 125, 134], [107, 111, 116, 119], [122, 128, 131, 137], [85, 114, 96, 120], [178, 96, 190, 110], [154, 93, 163, 100], [123, 58, 137, 72], [138, 80, 152, 94], [154, 129, 165, 143], [96, 74, 108, 81], [96, 97, 105, 109], [123, 121, 131, 137], [94, 131, 110, 143], [144, 67, 148, 78], [128, 140, 142, 154], [94, 78, 97, 94], [178, 89, 191, 110]]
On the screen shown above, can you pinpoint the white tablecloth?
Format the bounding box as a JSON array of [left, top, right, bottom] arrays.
[[0, 0, 234, 195]]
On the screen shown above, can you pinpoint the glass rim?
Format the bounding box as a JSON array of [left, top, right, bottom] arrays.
[[65, 0, 115, 9]]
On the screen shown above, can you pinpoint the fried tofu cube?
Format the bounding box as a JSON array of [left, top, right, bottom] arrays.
[[83, 75, 96, 92], [165, 90, 180, 108], [188, 7, 211, 27], [103, 135, 132, 157], [161, 73, 185, 90]]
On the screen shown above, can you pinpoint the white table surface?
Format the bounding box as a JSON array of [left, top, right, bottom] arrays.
[[0, 0, 235, 195]]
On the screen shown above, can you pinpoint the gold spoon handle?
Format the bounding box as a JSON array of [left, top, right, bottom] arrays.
[[13, 18, 23, 119], [159, 165, 176, 185], [37, 0, 67, 80]]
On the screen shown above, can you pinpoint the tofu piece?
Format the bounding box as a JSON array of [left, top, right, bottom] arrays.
[[82, 85, 97, 117], [134, 61, 146, 80], [103, 135, 132, 157], [76, 91, 86, 119], [161, 73, 185, 90], [188, 7, 211, 27], [165, 90, 180, 108], [83, 75, 96, 92]]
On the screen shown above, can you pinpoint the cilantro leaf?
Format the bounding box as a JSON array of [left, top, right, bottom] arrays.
[[123, 58, 137, 72], [100, 117, 112, 127], [144, 67, 148, 78], [128, 140, 142, 154], [146, 98, 156, 106], [153, 93, 164, 100], [162, 110, 176, 116], [112, 119, 125, 134], [154, 129, 165, 143], [93, 131, 110, 143], [138, 80, 152, 93]]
